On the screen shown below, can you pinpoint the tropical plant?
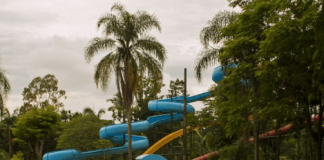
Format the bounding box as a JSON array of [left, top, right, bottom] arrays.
[[82, 107, 106, 119], [0, 63, 11, 120], [194, 11, 238, 82], [84, 3, 166, 159]]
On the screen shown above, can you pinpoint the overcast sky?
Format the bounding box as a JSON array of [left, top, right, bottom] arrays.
[[0, 0, 238, 120]]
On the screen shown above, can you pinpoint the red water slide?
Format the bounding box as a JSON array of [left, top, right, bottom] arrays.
[[193, 115, 324, 160]]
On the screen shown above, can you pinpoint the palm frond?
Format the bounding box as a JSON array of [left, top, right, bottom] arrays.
[[94, 52, 119, 91], [85, 38, 117, 63], [200, 11, 238, 48], [83, 107, 95, 115], [97, 108, 106, 118], [134, 10, 161, 34], [128, 55, 140, 90], [136, 50, 163, 76], [111, 3, 126, 13], [0, 69, 11, 97], [132, 35, 167, 66], [97, 13, 117, 29], [195, 48, 220, 82]]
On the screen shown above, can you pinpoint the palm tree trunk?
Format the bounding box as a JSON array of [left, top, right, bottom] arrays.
[[127, 106, 132, 160], [124, 56, 133, 160]]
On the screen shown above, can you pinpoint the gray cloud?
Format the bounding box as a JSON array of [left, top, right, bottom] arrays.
[[1, 0, 235, 120]]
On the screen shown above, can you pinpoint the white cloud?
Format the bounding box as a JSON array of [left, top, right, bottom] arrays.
[[1, 0, 234, 119]]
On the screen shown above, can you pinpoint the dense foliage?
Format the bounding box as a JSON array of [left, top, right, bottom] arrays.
[[12, 106, 61, 159], [195, 0, 324, 159], [57, 114, 113, 152]]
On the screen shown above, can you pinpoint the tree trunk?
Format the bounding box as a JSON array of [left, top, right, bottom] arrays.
[[34, 137, 45, 160], [124, 55, 133, 160], [127, 105, 132, 160], [35, 141, 40, 160], [8, 127, 12, 158], [316, 94, 323, 160], [253, 110, 259, 160], [251, 75, 259, 160]]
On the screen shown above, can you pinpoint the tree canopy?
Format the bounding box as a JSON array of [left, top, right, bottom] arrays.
[[57, 114, 113, 152], [22, 74, 66, 111], [12, 106, 61, 159]]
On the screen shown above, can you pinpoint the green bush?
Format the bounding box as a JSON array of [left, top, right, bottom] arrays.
[[10, 151, 24, 160]]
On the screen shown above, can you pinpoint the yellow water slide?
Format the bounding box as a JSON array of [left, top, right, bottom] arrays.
[[143, 127, 198, 154]]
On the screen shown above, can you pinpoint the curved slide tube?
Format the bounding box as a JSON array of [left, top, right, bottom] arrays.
[[43, 64, 227, 160], [43, 92, 210, 160]]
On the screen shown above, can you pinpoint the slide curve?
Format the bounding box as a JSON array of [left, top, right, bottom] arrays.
[[43, 92, 210, 160], [43, 63, 229, 160]]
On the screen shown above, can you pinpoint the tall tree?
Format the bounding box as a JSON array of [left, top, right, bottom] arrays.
[[84, 3, 166, 159], [12, 106, 61, 159], [195, 5, 270, 160], [22, 74, 66, 111], [256, 0, 324, 159]]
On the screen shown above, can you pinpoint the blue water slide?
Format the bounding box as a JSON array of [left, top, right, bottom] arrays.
[[43, 92, 211, 160], [42, 63, 235, 160]]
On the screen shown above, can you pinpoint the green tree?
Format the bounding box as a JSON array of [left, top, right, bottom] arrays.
[[60, 109, 72, 122], [0, 63, 11, 120], [133, 75, 164, 121], [57, 114, 114, 154], [84, 3, 166, 158], [255, 0, 324, 159], [195, 4, 271, 160], [0, 108, 18, 158], [82, 107, 106, 119], [194, 10, 238, 82], [12, 106, 61, 159], [22, 74, 66, 111], [60, 109, 86, 122], [166, 78, 185, 98]]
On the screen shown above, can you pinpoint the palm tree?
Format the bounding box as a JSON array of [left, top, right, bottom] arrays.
[[195, 11, 238, 82], [85, 4, 166, 158], [0, 63, 11, 120], [83, 107, 106, 119]]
